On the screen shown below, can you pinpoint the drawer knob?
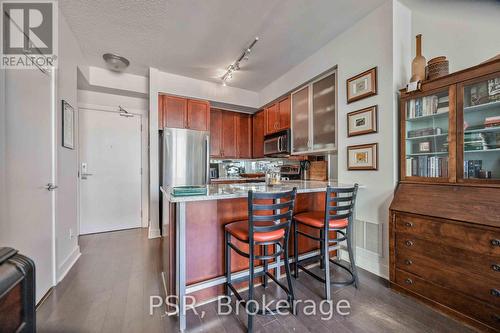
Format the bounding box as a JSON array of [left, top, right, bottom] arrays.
[[405, 240, 414, 247], [404, 222, 413, 227], [491, 289, 500, 297], [404, 278, 413, 285], [404, 259, 413, 265], [492, 264, 500, 272], [491, 239, 500, 247]]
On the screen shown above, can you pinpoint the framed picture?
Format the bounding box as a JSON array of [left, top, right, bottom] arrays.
[[347, 143, 378, 170], [347, 105, 378, 137], [346, 67, 377, 103], [62, 100, 75, 149]]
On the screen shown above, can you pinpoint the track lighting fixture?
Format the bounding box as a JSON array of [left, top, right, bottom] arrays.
[[221, 37, 259, 85]]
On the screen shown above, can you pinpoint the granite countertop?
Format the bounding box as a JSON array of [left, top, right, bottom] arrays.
[[160, 180, 362, 203]]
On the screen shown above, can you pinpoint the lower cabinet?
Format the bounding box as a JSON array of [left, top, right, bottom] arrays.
[[390, 211, 500, 331]]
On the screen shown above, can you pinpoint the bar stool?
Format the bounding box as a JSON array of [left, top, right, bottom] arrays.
[[293, 184, 359, 300], [224, 188, 297, 333]]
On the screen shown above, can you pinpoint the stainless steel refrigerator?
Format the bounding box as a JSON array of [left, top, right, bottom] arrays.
[[162, 128, 210, 186]]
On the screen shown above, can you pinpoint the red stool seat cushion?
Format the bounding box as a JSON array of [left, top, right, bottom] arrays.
[[225, 220, 285, 242], [294, 211, 349, 229]]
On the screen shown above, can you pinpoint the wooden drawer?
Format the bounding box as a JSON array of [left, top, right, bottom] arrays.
[[395, 233, 499, 281], [395, 213, 500, 256], [396, 236, 500, 306], [395, 269, 500, 331]]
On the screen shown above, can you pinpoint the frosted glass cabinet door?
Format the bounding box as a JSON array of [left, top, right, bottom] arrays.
[[312, 73, 336, 150], [292, 86, 309, 153]]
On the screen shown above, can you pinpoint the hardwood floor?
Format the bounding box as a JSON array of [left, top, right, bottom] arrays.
[[37, 228, 475, 333]]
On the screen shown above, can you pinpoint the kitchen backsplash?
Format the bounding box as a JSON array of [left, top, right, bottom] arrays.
[[210, 159, 298, 178]]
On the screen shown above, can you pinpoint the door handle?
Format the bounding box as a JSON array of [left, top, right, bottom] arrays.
[[45, 183, 58, 191]]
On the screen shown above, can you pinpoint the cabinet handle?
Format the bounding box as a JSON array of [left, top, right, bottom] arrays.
[[492, 264, 500, 272], [405, 240, 414, 247], [404, 222, 413, 228], [491, 239, 500, 247], [491, 289, 500, 297], [404, 278, 413, 285], [404, 259, 413, 265], [493, 314, 500, 322]]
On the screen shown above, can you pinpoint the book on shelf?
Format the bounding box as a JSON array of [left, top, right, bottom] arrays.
[[464, 160, 483, 179], [407, 95, 440, 119], [407, 156, 448, 178], [407, 127, 443, 138]]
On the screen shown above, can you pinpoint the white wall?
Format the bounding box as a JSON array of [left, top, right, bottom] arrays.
[[405, 0, 500, 73], [0, 69, 5, 244], [55, 11, 87, 281], [259, 0, 411, 278]]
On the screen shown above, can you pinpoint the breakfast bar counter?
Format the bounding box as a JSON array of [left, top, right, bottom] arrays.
[[160, 181, 360, 331]]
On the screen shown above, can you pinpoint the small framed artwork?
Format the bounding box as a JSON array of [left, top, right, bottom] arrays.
[[346, 67, 377, 103], [347, 105, 378, 137], [418, 141, 431, 153], [347, 143, 378, 170], [62, 100, 75, 149]]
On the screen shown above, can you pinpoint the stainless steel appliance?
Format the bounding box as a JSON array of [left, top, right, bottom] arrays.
[[264, 129, 291, 157], [279, 164, 301, 180], [162, 128, 210, 186]]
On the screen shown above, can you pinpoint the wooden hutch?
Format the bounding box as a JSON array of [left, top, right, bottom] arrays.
[[390, 59, 500, 331]]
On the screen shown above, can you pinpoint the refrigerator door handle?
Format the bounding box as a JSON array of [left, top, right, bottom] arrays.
[[205, 136, 210, 184]]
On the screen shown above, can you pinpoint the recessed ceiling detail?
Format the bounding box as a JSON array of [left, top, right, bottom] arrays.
[[59, 0, 386, 91]]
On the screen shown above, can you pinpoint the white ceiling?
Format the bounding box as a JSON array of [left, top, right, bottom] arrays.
[[60, 0, 386, 91]]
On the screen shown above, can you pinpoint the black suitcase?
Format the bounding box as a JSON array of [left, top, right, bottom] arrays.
[[0, 247, 35, 333]]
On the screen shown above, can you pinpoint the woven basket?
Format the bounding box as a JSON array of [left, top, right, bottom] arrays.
[[426, 56, 449, 80]]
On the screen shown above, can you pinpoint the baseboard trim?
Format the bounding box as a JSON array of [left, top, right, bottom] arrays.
[[148, 227, 161, 239], [339, 247, 388, 279], [57, 246, 81, 283]]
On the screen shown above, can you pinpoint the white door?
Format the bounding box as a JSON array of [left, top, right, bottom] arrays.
[[79, 108, 142, 234], [1, 68, 56, 303]]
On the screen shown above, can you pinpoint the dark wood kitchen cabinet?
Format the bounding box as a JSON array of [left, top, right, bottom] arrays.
[[158, 94, 209, 130], [210, 109, 237, 158], [252, 110, 265, 158], [237, 113, 252, 159], [187, 99, 210, 131], [210, 109, 223, 157], [221, 112, 238, 158], [210, 109, 252, 159], [264, 96, 291, 135]]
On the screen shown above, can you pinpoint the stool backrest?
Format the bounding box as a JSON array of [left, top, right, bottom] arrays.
[[247, 188, 297, 242], [325, 184, 359, 223]]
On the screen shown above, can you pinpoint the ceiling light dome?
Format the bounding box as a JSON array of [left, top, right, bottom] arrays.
[[103, 53, 130, 72]]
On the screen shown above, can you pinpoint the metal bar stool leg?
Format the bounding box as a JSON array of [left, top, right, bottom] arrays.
[[283, 231, 296, 314], [319, 229, 325, 269], [248, 241, 255, 332], [323, 229, 331, 300], [262, 245, 268, 288], [225, 231, 231, 297], [293, 219, 299, 279], [346, 220, 359, 288]]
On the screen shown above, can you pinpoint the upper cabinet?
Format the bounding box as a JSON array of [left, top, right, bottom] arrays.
[[458, 72, 500, 184], [210, 109, 252, 159], [399, 59, 500, 185], [187, 99, 210, 131], [158, 94, 209, 131], [291, 71, 337, 154], [252, 110, 265, 158], [265, 96, 291, 135]]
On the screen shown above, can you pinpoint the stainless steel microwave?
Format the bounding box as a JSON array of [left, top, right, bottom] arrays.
[[264, 129, 291, 157]]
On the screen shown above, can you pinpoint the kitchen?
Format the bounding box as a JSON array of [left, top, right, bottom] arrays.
[[0, 1, 499, 333]]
